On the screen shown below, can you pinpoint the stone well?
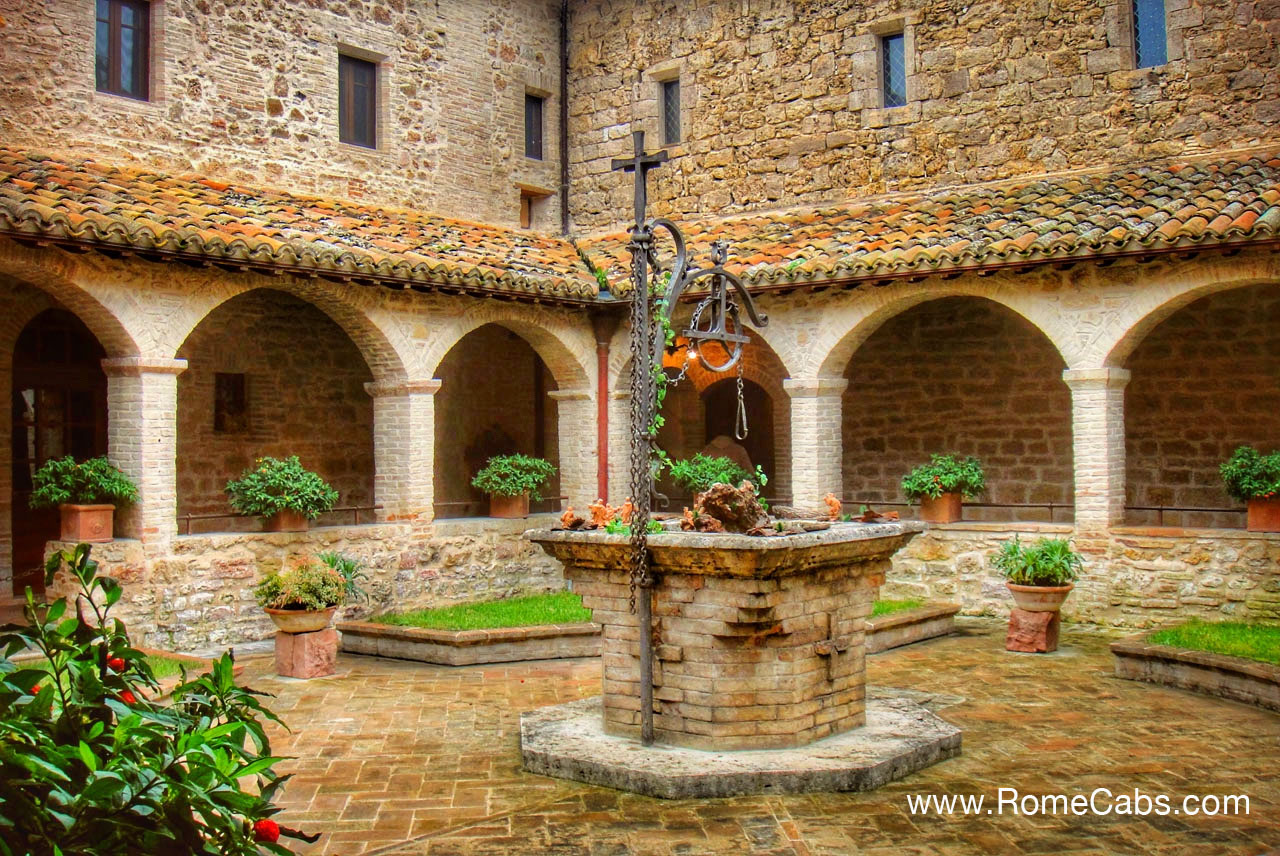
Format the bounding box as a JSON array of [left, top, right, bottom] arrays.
[[522, 522, 963, 797]]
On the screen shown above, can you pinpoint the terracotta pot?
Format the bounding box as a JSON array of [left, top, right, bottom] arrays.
[[265, 509, 309, 532], [1006, 582, 1074, 613], [265, 606, 337, 633], [489, 492, 530, 519], [918, 492, 962, 524], [59, 504, 115, 543], [1246, 497, 1280, 532]]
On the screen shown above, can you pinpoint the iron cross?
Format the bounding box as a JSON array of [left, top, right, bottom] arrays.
[[611, 130, 669, 231]]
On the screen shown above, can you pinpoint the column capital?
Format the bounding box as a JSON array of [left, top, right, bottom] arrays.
[[101, 357, 187, 377], [548, 387, 592, 402], [1062, 367, 1131, 390], [364, 378, 442, 398], [782, 377, 849, 398]]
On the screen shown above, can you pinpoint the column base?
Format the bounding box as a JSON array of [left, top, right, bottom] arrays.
[[275, 628, 338, 678], [1005, 609, 1061, 653]]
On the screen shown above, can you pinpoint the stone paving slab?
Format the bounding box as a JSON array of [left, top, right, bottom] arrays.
[[244, 619, 1280, 855], [520, 694, 961, 798]]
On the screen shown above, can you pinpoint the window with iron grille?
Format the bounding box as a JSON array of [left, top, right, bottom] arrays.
[[662, 79, 681, 145], [525, 94, 545, 160], [95, 0, 150, 100], [1133, 0, 1168, 68], [339, 54, 377, 148], [881, 33, 907, 108]]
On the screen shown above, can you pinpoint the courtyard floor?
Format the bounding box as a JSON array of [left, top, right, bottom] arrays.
[[246, 619, 1280, 855]]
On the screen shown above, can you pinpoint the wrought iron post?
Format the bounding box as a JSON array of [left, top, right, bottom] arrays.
[[611, 129, 768, 747]]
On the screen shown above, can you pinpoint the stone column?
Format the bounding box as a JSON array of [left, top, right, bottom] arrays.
[[784, 377, 848, 515], [1063, 367, 1131, 531], [549, 388, 596, 510], [102, 357, 187, 545], [607, 391, 631, 504], [365, 379, 439, 523]]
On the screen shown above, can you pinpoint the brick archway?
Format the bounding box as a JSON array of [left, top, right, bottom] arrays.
[[423, 307, 592, 393]]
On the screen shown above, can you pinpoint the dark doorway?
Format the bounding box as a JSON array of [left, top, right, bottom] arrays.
[[702, 378, 775, 486], [11, 310, 108, 593]]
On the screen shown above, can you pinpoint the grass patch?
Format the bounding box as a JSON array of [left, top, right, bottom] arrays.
[[1148, 620, 1280, 665], [872, 598, 924, 618], [372, 591, 593, 631]]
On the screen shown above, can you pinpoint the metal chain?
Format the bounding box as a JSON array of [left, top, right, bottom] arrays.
[[626, 233, 654, 615], [734, 357, 749, 440]]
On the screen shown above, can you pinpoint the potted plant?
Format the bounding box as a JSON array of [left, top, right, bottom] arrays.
[[901, 454, 986, 524], [992, 536, 1083, 612], [28, 455, 138, 542], [253, 552, 366, 633], [1220, 446, 1280, 532], [471, 454, 556, 518], [225, 455, 339, 532]]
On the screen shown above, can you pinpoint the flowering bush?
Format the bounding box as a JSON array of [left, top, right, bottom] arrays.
[[900, 454, 986, 501], [1220, 446, 1280, 502], [28, 456, 138, 509], [225, 456, 338, 520], [471, 454, 556, 500], [0, 544, 315, 854]]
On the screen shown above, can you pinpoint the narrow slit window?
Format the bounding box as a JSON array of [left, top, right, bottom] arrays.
[[213, 373, 248, 434], [662, 78, 681, 145], [1133, 0, 1168, 68], [881, 33, 907, 108], [525, 94, 545, 160], [95, 0, 150, 100], [339, 54, 377, 148]]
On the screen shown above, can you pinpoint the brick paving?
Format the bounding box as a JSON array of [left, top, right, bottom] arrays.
[[244, 620, 1280, 856]]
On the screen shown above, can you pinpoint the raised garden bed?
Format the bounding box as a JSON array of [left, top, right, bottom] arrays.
[[338, 591, 600, 666], [867, 601, 961, 653], [1111, 623, 1280, 712]]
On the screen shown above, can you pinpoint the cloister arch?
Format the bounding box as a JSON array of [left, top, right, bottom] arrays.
[[173, 289, 377, 531], [423, 306, 591, 394], [1122, 281, 1280, 528], [432, 323, 562, 518], [839, 295, 1074, 521]]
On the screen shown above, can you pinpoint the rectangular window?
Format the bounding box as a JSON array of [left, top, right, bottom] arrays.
[[662, 78, 681, 145], [339, 54, 377, 148], [1133, 0, 1168, 68], [213, 373, 248, 434], [95, 0, 150, 100], [525, 94, 545, 160], [881, 33, 907, 108]]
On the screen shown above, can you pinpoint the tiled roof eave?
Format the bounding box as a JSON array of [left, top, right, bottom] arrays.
[[731, 234, 1280, 290], [0, 213, 600, 306]]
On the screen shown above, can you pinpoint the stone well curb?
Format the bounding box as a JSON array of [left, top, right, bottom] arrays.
[[337, 620, 601, 666], [1110, 631, 1280, 712], [866, 603, 960, 654]]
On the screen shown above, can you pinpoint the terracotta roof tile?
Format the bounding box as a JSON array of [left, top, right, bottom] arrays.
[[580, 150, 1280, 291], [0, 148, 598, 301]]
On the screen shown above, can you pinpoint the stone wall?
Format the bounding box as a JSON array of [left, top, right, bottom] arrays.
[[433, 324, 561, 517], [841, 297, 1073, 519], [885, 522, 1280, 627], [0, 0, 564, 228], [1124, 283, 1280, 528], [567, 0, 1279, 232], [47, 515, 567, 651], [175, 290, 375, 530]]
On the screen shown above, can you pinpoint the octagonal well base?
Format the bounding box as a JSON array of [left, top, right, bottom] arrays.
[[520, 692, 960, 799]]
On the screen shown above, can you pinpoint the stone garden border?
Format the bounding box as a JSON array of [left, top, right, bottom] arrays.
[[866, 603, 960, 654], [337, 620, 601, 666], [1110, 632, 1280, 712]]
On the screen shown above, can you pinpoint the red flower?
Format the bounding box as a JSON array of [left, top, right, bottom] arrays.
[[107, 657, 126, 672], [119, 689, 137, 705], [253, 818, 280, 843]]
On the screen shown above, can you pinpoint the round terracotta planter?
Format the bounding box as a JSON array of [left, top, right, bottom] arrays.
[[918, 492, 963, 524], [489, 492, 530, 519], [59, 504, 116, 543], [265, 509, 309, 532], [1246, 497, 1280, 532], [1006, 582, 1074, 613], [264, 606, 337, 633]]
